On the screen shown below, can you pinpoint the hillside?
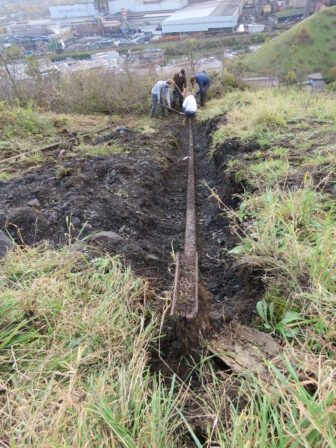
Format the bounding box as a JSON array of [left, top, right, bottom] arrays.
[[246, 6, 336, 77], [1, 68, 336, 445]]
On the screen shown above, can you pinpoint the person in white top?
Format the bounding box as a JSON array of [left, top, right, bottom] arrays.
[[150, 79, 174, 118], [182, 92, 197, 117]]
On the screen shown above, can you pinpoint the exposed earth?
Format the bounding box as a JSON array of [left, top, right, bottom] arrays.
[[0, 117, 261, 329]]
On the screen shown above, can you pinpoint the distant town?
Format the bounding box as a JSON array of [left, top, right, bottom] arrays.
[[0, 0, 335, 76]]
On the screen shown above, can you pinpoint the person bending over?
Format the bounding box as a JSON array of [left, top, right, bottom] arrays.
[[172, 69, 187, 109], [183, 92, 197, 117], [190, 73, 211, 107], [150, 79, 174, 118]]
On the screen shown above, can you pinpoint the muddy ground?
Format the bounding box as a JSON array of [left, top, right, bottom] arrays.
[[0, 117, 261, 329]]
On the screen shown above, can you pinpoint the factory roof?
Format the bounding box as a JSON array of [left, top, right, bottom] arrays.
[[163, 0, 239, 22]]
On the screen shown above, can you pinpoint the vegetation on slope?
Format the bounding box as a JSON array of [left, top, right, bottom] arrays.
[[1, 71, 336, 445], [197, 88, 336, 445], [0, 246, 188, 446], [246, 6, 336, 78]]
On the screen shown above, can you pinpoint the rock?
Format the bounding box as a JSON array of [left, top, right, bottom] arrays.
[[72, 216, 81, 227], [205, 216, 213, 227], [209, 311, 224, 330], [116, 126, 129, 134], [0, 230, 13, 258], [70, 242, 87, 253], [214, 292, 229, 303], [48, 211, 58, 225], [27, 199, 40, 208], [93, 231, 123, 245], [0, 212, 6, 228], [144, 253, 160, 262], [119, 224, 126, 233]]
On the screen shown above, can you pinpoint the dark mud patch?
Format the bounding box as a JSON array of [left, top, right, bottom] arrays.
[[0, 121, 186, 289], [193, 126, 262, 327], [0, 118, 262, 327]]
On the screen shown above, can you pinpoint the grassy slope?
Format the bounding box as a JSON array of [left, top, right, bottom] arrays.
[[246, 6, 336, 77], [197, 88, 336, 446], [0, 105, 160, 180], [1, 87, 336, 445], [0, 246, 187, 446]]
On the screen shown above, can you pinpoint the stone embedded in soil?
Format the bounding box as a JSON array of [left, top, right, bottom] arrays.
[[144, 253, 160, 262], [0, 230, 13, 258], [71, 216, 81, 227], [92, 231, 123, 245], [27, 199, 40, 208], [0, 212, 5, 228]]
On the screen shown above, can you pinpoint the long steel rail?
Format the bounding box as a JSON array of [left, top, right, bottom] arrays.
[[170, 118, 199, 320]]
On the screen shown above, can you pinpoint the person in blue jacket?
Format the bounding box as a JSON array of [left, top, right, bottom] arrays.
[[190, 72, 211, 107]]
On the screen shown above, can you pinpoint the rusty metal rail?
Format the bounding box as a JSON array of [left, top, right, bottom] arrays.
[[170, 118, 199, 320]]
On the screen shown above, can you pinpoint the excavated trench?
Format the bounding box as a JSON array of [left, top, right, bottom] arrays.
[[0, 118, 262, 362]]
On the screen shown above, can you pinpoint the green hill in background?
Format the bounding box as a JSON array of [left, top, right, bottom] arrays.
[[246, 6, 336, 78]]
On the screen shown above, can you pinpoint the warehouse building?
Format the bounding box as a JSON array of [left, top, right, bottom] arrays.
[[50, 0, 187, 19], [109, 0, 187, 13], [50, 3, 97, 20], [162, 0, 243, 33]]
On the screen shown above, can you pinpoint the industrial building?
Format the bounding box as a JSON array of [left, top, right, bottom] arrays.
[[161, 0, 243, 33], [108, 0, 187, 13], [49, 3, 97, 20], [49, 0, 187, 19]]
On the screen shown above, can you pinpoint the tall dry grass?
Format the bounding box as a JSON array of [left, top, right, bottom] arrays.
[[0, 245, 187, 447]]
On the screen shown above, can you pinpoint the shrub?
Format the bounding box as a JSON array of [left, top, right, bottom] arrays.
[[293, 25, 311, 44], [7, 69, 157, 115], [325, 66, 336, 82], [286, 70, 297, 83], [0, 101, 52, 138]]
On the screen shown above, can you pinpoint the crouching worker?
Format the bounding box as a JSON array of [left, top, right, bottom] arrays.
[[150, 79, 174, 118], [190, 73, 211, 107], [183, 92, 197, 117]]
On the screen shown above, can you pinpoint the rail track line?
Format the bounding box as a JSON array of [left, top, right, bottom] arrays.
[[171, 118, 199, 320]]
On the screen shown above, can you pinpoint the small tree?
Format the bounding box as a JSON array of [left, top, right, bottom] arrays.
[[326, 66, 336, 83], [286, 70, 297, 84], [25, 55, 42, 83], [0, 51, 25, 105], [183, 38, 197, 72]]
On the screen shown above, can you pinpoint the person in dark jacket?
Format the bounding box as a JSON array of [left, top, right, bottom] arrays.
[[172, 69, 187, 109], [190, 73, 211, 107]]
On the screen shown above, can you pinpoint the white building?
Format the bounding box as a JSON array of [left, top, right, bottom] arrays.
[[247, 23, 265, 33], [162, 0, 243, 33], [50, 0, 187, 19], [49, 3, 96, 20], [109, 0, 187, 13]]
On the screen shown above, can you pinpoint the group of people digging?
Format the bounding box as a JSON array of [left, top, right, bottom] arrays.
[[150, 69, 211, 119]]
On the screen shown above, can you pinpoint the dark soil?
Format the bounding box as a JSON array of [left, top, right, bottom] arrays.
[[0, 117, 261, 331]]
